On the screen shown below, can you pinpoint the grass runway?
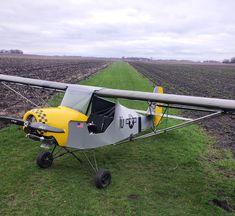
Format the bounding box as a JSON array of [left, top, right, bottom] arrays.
[[0, 61, 234, 215]]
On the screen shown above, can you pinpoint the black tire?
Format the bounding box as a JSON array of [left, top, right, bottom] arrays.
[[95, 170, 111, 189], [36, 151, 53, 168]]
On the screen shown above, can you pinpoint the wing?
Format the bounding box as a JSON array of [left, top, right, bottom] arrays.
[[0, 74, 68, 91], [1, 74, 235, 113], [96, 89, 235, 113]]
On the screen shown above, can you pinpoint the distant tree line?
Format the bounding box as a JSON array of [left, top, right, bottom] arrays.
[[0, 49, 23, 54], [222, 57, 235, 64], [203, 60, 220, 63], [122, 57, 152, 62]]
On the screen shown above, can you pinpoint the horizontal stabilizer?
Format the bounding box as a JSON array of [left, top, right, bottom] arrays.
[[134, 109, 193, 121]]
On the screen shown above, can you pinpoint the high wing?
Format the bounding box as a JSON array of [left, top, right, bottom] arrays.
[[1, 74, 235, 113], [0, 74, 68, 91], [97, 89, 235, 112]]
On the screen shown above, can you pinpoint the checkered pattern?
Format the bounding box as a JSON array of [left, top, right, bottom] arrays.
[[34, 110, 48, 124], [32, 109, 48, 135]]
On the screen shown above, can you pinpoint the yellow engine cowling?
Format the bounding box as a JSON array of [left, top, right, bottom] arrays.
[[23, 106, 88, 147]]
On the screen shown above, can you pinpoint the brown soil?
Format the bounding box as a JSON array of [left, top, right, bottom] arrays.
[[129, 61, 235, 156], [0, 55, 111, 127]]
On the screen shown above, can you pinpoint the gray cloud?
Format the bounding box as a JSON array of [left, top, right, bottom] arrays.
[[0, 0, 235, 60]]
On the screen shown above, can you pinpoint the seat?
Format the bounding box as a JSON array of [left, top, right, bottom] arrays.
[[87, 106, 115, 134]]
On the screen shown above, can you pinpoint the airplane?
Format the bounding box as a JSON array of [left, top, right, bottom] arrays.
[[0, 74, 234, 188]]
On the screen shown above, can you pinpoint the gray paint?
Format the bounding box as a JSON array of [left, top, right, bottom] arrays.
[[67, 103, 151, 149], [0, 74, 68, 90], [96, 89, 235, 112]]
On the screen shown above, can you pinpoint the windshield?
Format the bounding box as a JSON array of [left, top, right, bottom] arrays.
[[61, 86, 96, 114]]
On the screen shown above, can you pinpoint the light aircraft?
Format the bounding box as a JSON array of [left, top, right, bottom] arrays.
[[0, 74, 234, 188]]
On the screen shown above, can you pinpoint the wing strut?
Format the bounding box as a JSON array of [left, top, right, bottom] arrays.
[[118, 111, 222, 143], [137, 111, 222, 140], [2, 82, 40, 107]]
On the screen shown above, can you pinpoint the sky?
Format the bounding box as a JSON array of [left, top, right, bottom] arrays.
[[0, 0, 235, 61]]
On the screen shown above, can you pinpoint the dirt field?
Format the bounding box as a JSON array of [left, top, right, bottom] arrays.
[[1, 57, 234, 155], [0, 55, 110, 123], [129, 61, 235, 156]]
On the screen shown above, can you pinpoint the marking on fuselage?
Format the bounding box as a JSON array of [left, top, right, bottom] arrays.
[[126, 115, 137, 129], [119, 116, 124, 128]]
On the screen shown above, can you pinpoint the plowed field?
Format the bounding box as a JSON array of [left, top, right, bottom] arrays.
[[0, 55, 110, 123], [130, 61, 235, 156]]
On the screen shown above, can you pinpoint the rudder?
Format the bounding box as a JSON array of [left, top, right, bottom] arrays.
[[153, 86, 163, 126]]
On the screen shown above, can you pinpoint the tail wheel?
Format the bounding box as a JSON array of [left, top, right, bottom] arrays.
[[36, 151, 53, 168], [95, 170, 111, 189]]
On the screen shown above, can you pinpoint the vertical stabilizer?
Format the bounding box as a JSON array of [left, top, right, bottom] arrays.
[[153, 86, 163, 126]]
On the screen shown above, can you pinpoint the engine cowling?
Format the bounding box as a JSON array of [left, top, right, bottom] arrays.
[[23, 106, 88, 146]]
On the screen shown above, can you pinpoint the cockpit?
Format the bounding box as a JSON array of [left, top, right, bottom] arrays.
[[61, 85, 116, 134]]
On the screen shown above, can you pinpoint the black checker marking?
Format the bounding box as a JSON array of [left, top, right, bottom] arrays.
[[36, 110, 48, 125], [35, 110, 43, 115], [31, 110, 47, 135], [39, 116, 48, 124]]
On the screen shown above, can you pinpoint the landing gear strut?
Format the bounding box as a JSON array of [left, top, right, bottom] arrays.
[[36, 145, 111, 189], [82, 151, 112, 189]]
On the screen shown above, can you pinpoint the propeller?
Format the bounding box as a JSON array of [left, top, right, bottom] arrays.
[[29, 122, 65, 133], [0, 116, 64, 133], [0, 116, 26, 126]]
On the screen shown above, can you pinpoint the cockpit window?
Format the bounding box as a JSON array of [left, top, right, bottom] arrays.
[[61, 86, 95, 114]]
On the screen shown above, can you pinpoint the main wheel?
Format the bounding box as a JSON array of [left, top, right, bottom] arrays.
[[95, 170, 111, 189], [36, 151, 53, 168]]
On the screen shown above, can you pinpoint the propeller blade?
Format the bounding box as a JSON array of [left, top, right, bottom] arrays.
[[0, 116, 25, 126], [29, 122, 65, 133], [0, 116, 64, 133]]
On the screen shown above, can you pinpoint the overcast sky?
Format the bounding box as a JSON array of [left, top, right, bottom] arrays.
[[0, 0, 235, 60]]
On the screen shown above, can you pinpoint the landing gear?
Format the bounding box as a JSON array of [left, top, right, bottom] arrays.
[[36, 145, 111, 189], [82, 151, 112, 189], [95, 170, 112, 189], [36, 151, 53, 168], [36, 145, 82, 169]]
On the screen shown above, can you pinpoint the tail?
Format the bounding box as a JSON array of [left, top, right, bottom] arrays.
[[153, 86, 163, 126]]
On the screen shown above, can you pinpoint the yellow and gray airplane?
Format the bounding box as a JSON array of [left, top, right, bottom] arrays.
[[0, 74, 234, 188]]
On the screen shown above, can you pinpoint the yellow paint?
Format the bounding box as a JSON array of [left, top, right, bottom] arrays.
[[23, 106, 88, 146], [153, 86, 163, 126]]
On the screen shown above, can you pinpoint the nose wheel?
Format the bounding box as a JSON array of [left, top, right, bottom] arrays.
[[36, 151, 53, 168]]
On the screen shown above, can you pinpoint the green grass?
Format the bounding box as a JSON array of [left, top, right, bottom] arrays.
[[0, 61, 234, 215]]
